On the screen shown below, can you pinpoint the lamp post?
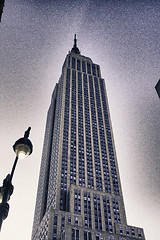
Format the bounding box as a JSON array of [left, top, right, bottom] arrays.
[[0, 127, 33, 231]]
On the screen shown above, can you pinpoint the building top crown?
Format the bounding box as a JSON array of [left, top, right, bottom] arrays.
[[71, 34, 80, 54]]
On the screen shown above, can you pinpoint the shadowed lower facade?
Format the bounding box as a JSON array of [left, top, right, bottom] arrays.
[[32, 36, 145, 240]]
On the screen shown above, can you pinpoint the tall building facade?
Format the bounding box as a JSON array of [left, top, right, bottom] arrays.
[[32, 36, 145, 240]]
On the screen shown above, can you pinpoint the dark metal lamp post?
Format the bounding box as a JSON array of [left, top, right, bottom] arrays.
[[0, 127, 33, 231]]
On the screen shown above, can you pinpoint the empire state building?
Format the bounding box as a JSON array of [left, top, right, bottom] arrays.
[[32, 35, 145, 240]]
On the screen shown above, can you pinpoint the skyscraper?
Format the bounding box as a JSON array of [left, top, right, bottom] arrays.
[[32, 35, 145, 240]]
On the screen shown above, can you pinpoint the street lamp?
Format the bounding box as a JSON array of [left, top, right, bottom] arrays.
[[0, 127, 33, 231]]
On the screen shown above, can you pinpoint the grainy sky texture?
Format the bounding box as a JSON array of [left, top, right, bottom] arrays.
[[0, 0, 160, 239]]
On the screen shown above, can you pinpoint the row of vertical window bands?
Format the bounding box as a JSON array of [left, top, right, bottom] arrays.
[[77, 69, 85, 186], [60, 69, 70, 207], [110, 157, 120, 196], [83, 71, 94, 188], [58, 214, 143, 240], [73, 190, 122, 231], [57, 215, 145, 240], [103, 196, 113, 233], [117, 225, 143, 239], [64, 67, 117, 191], [84, 191, 92, 228], [83, 76, 95, 190], [99, 78, 119, 195], [112, 198, 121, 223], [53, 213, 80, 239], [94, 194, 102, 231], [71, 229, 135, 240], [68, 56, 100, 77], [89, 76, 104, 191], [60, 86, 69, 208]]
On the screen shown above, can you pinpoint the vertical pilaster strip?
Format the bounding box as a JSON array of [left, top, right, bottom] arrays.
[[97, 78, 112, 194], [82, 73, 88, 188], [93, 77, 105, 192], [87, 74, 96, 189], [67, 69, 72, 191], [55, 67, 67, 209], [76, 71, 79, 186]]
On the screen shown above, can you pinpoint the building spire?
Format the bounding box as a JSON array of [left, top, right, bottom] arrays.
[[74, 34, 77, 48], [71, 34, 80, 54]]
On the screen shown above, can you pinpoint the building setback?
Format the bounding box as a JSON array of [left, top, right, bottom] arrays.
[[32, 35, 145, 240]]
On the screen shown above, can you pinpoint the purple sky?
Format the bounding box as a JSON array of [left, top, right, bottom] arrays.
[[0, 0, 160, 239]]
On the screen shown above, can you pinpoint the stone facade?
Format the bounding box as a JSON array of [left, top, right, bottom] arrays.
[[32, 37, 145, 240]]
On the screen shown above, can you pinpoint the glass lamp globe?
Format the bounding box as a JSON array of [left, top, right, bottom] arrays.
[[13, 137, 33, 159]]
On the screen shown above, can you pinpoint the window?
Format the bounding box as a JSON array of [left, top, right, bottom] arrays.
[[82, 60, 86, 72], [112, 198, 121, 223], [87, 62, 91, 74], [131, 228, 135, 237], [72, 57, 76, 69], [92, 64, 96, 76], [103, 196, 112, 233], [71, 229, 79, 240], [138, 229, 142, 239], [84, 231, 92, 240], [61, 214, 65, 231], [94, 194, 102, 231], [53, 212, 58, 238], [119, 226, 123, 235], [84, 192, 92, 228], [61, 230, 65, 240], [126, 227, 129, 236], [77, 59, 81, 71], [68, 215, 71, 224], [74, 189, 81, 214], [75, 216, 79, 226], [68, 56, 70, 68], [96, 65, 100, 77]]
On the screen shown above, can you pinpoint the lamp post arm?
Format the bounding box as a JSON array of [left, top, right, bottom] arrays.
[[10, 156, 18, 183], [1, 156, 18, 204]]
